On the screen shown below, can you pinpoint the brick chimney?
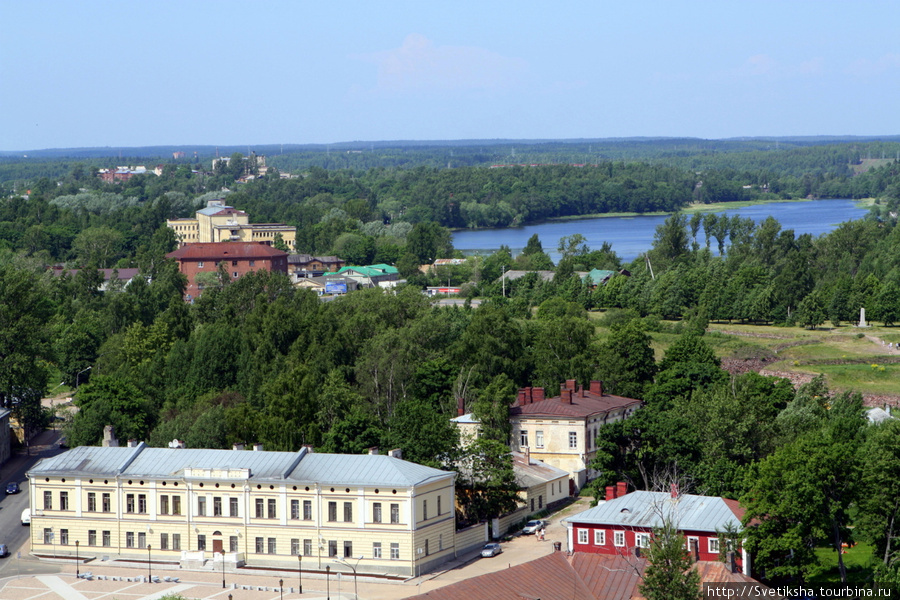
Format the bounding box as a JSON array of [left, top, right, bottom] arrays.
[[518, 389, 526, 406], [560, 389, 573, 404], [670, 483, 679, 498], [605, 485, 616, 501], [525, 386, 532, 404], [457, 397, 465, 416], [616, 481, 628, 498], [533, 387, 545, 402], [590, 380, 603, 395], [565, 379, 576, 391]]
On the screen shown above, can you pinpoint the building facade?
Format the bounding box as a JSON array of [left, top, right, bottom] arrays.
[[563, 485, 750, 576], [27, 444, 456, 577], [509, 380, 641, 490], [167, 200, 296, 251], [166, 242, 289, 301]]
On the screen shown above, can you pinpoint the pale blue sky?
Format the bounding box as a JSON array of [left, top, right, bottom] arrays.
[[2, 1, 899, 151]]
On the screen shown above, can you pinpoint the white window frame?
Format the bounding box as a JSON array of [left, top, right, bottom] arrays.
[[614, 530, 625, 547], [709, 537, 720, 554], [520, 430, 528, 448], [577, 529, 589, 544], [635, 532, 650, 548], [568, 431, 577, 449], [594, 529, 606, 545], [536, 430, 544, 448]]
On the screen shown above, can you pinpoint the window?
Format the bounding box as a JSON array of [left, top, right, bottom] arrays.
[[425, 539, 429, 556], [232, 260, 238, 266], [256, 537, 264, 553], [373, 542, 382, 559], [60, 491, 69, 511], [344, 541, 353, 558], [709, 538, 721, 554], [198, 262, 204, 268], [138, 532, 147, 549], [160, 533, 169, 550], [233, 272, 238, 278], [138, 494, 147, 513], [343, 501, 352, 522], [160, 495, 169, 515], [60, 529, 69, 545], [172, 496, 181, 515], [102, 493, 111, 512], [197, 497, 206, 516], [230, 536, 238, 552], [373, 502, 382, 523], [198, 535, 206, 551], [291, 539, 300, 555], [437, 496, 442, 516], [328, 540, 338, 557], [536, 430, 544, 448], [249, 260, 256, 267], [126, 493, 135, 513], [520, 430, 528, 448], [230, 497, 239, 517], [172, 534, 181, 551], [390, 503, 399, 524], [328, 501, 337, 522], [87, 492, 96, 512], [614, 531, 625, 547], [569, 431, 578, 449], [423, 499, 428, 520], [635, 533, 650, 548], [213, 497, 222, 516], [88, 530, 97, 546], [126, 532, 135, 548], [538, 495, 543, 509], [578, 529, 589, 544], [291, 499, 300, 519], [268, 538, 277, 554], [303, 500, 312, 520], [268, 498, 276, 519], [594, 530, 606, 545], [303, 539, 312, 556], [390, 543, 400, 559], [44, 491, 52, 510], [102, 530, 111, 547], [256, 498, 265, 518]]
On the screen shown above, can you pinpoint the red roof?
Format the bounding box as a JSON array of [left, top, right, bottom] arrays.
[[166, 242, 288, 261], [510, 388, 641, 419]]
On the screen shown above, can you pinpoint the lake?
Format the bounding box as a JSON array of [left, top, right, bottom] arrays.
[[451, 199, 869, 264]]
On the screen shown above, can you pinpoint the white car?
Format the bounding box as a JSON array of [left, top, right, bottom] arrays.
[[481, 542, 502, 557], [522, 520, 547, 534]]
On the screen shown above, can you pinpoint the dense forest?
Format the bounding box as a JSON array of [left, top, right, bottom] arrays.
[[1, 140, 900, 586]]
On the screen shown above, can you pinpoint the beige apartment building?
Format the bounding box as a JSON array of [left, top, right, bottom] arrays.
[[27, 444, 456, 577], [167, 200, 296, 251]]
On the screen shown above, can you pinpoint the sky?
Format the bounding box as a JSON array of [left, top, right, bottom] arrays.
[[2, 1, 899, 151]]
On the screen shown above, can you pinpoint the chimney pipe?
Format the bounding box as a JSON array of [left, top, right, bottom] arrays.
[[533, 387, 545, 402], [566, 379, 576, 391], [525, 386, 532, 404], [232, 443, 245, 451], [590, 380, 603, 395], [605, 486, 615, 501], [670, 483, 678, 498], [524, 446, 530, 465], [388, 448, 402, 459], [368, 446, 379, 455], [518, 389, 526, 406], [253, 443, 264, 452], [616, 481, 628, 498], [457, 397, 465, 416]]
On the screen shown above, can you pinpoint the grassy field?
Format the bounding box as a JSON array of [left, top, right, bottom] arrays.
[[809, 542, 875, 584]]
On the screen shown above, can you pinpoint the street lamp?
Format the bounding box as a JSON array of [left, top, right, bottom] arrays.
[[334, 556, 363, 600], [298, 554, 303, 594], [147, 545, 152, 582], [75, 540, 79, 578], [279, 578, 284, 600], [222, 547, 226, 588], [326, 565, 331, 600]]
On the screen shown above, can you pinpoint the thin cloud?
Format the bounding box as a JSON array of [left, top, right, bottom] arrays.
[[845, 53, 900, 78], [354, 34, 527, 95]]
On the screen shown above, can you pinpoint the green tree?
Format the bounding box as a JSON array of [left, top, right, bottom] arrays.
[[594, 320, 657, 399], [456, 437, 520, 524], [640, 518, 702, 600], [72, 226, 124, 268], [856, 419, 900, 572]]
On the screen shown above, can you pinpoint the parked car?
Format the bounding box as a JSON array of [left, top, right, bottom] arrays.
[[5, 482, 19, 494], [21, 508, 30, 526], [522, 519, 547, 534], [481, 542, 502, 557], [0, 544, 8, 558]]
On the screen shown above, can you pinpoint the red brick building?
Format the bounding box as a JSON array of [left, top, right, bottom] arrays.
[[563, 484, 750, 575], [166, 242, 289, 301]]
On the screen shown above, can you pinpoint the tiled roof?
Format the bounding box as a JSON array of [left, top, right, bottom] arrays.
[[510, 389, 641, 419], [166, 242, 288, 261], [564, 490, 744, 533], [28, 446, 453, 488]]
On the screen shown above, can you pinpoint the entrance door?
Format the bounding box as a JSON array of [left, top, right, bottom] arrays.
[[212, 539, 224, 554]]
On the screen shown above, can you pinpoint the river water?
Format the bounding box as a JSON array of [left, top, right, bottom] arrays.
[[451, 199, 869, 264]]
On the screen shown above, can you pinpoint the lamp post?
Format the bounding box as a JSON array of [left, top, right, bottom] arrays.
[[326, 565, 331, 600], [222, 548, 226, 588], [334, 556, 363, 600], [75, 540, 79, 578], [279, 578, 284, 600], [147, 544, 152, 582], [298, 554, 303, 594]]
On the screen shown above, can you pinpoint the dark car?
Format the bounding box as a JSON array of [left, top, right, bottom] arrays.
[[0, 544, 8, 558], [5, 482, 19, 495]]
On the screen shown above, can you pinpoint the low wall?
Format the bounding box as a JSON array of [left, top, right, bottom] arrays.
[[455, 522, 489, 556]]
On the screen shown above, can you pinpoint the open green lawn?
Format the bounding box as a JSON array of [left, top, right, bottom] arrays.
[[809, 542, 875, 584]]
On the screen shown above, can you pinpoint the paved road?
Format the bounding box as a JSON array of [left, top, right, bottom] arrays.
[[0, 430, 65, 580]]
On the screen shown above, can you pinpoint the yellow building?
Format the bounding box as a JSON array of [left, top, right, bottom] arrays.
[[27, 444, 456, 577], [166, 200, 296, 251]]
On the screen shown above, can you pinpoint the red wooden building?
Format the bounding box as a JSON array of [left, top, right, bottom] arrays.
[[166, 242, 288, 301]]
